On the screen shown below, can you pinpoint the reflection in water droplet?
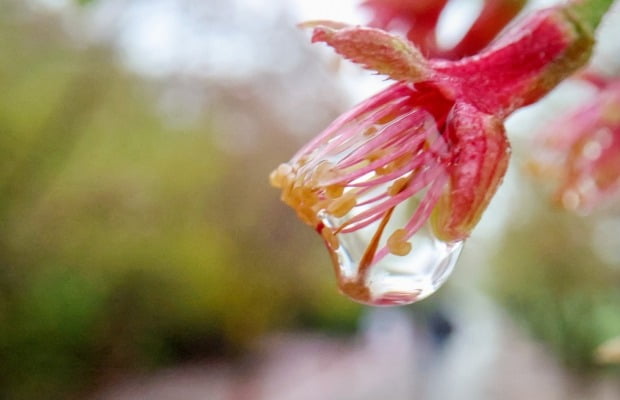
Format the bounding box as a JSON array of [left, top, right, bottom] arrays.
[[319, 206, 463, 306]]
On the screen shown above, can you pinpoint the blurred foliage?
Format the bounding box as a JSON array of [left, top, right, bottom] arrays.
[[490, 181, 620, 370], [0, 2, 361, 398]]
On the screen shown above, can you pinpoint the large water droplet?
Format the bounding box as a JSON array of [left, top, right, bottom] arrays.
[[319, 209, 463, 306]]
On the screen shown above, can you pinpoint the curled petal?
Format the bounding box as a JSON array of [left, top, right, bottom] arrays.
[[431, 102, 510, 242]]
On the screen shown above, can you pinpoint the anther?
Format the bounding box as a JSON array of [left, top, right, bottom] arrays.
[[387, 228, 412, 256], [269, 163, 293, 188], [388, 177, 410, 196], [326, 184, 345, 198], [327, 192, 357, 217]]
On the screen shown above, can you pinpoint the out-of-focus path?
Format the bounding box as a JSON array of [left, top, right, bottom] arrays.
[[94, 304, 620, 400]]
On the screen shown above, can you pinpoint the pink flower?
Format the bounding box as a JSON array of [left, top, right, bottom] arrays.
[[362, 0, 528, 59], [528, 75, 620, 213], [271, 2, 604, 305], [361, 0, 448, 57]]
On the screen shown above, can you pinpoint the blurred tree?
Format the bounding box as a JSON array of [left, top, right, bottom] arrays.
[[0, 0, 362, 398], [490, 176, 620, 370]]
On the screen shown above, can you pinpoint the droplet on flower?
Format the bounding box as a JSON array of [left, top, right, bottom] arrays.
[[319, 206, 463, 306], [270, 82, 469, 306]]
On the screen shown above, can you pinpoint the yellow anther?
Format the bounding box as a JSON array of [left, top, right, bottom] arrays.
[[297, 206, 317, 227], [311, 161, 338, 185], [393, 154, 412, 169], [376, 154, 412, 176], [363, 126, 378, 136], [327, 192, 357, 218], [388, 177, 409, 196], [291, 186, 305, 202], [301, 186, 319, 204], [367, 149, 386, 162], [387, 228, 412, 256], [269, 163, 293, 188], [340, 159, 370, 176], [375, 165, 392, 176], [315, 161, 333, 177], [281, 183, 297, 207], [326, 184, 345, 199], [298, 156, 309, 166], [377, 113, 395, 124]]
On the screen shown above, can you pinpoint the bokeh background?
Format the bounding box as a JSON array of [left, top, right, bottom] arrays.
[[1, 0, 619, 399]]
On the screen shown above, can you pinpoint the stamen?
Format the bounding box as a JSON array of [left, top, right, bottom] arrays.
[[338, 110, 428, 170], [292, 92, 411, 162], [340, 166, 442, 232], [325, 136, 425, 187], [388, 176, 410, 196], [377, 154, 413, 176], [387, 229, 412, 256], [372, 172, 448, 263], [297, 205, 318, 227], [363, 125, 379, 136], [348, 152, 428, 188], [311, 161, 337, 185], [326, 184, 345, 198], [326, 192, 357, 217], [356, 207, 395, 280], [269, 163, 293, 188]]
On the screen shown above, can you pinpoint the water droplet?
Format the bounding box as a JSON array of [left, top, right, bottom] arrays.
[[319, 209, 464, 306]]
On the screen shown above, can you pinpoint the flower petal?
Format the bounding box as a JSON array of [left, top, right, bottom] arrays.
[[361, 0, 448, 57], [431, 102, 510, 241], [308, 23, 432, 82]]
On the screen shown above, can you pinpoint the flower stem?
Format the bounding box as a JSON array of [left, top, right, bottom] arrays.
[[568, 0, 615, 31]]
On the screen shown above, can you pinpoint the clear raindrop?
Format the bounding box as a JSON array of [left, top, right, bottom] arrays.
[[319, 205, 464, 306]]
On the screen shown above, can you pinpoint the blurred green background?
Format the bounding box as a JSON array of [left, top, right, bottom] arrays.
[[0, 1, 363, 397], [1, 0, 619, 399]]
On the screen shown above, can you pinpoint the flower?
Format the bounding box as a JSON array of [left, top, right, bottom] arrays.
[[362, 0, 528, 59], [361, 0, 448, 57], [270, 79, 509, 304], [270, 1, 606, 305], [528, 75, 620, 213]]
